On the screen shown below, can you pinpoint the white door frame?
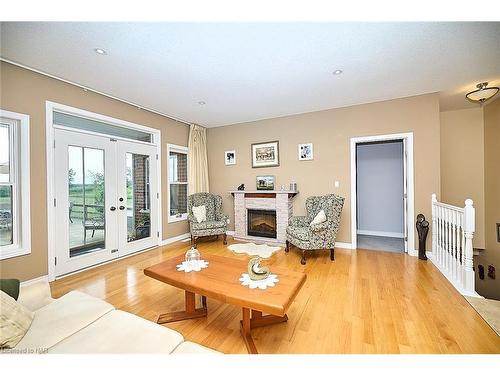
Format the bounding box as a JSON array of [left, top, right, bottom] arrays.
[[46, 101, 162, 281], [350, 132, 416, 255]]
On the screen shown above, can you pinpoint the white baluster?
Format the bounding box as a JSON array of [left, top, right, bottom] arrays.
[[461, 212, 466, 288], [431, 194, 437, 260], [439, 206, 444, 267], [452, 210, 457, 283], [446, 208, 450, 275], [463, 199, 475, 294]]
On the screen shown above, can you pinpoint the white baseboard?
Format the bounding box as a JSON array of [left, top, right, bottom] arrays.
[[335, 242, 354, 250], [160, 232, 191, 246], [357, 230, 404, 238], [21, 275, 49, 286]]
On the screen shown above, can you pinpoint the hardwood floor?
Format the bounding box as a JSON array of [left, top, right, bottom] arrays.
[[50, 237, 500, 354]]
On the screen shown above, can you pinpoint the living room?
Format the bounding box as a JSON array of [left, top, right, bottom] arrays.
[[1, 1, 499, 372]]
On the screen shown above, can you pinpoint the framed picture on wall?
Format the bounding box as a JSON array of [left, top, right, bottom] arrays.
[[251, 141, 279, 168], [225, 150, 236, 165], [256, 175, 275, 190], [298, 143, 314, 160], [497, 223, 500, 243]]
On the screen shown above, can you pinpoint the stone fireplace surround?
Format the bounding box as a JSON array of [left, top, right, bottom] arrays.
[[231, 191, 298, 244]]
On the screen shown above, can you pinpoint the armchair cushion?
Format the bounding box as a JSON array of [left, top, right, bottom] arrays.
[[191, 220, 227, 231], [192, 205, 207, 223], [310, 210, 326, 226]]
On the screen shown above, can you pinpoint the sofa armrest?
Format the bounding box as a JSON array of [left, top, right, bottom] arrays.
[[18, 281, 55, 311], [289, 216, 309, 227]]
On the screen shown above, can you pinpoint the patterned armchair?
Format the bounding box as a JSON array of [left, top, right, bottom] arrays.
[[285, 194, 344, 265], [187, 192, 229, 246]]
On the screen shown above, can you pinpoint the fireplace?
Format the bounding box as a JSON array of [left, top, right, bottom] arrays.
[[247, 209, 277, 239]]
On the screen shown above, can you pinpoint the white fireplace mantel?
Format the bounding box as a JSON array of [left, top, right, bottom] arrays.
[[230, 190, 298, 244]]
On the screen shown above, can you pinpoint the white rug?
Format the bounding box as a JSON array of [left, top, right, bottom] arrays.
[[228, 242, 281, 259]]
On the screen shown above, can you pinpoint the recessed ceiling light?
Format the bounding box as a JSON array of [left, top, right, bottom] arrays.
[[198, 101, 206, 105], [333, 69, 343, 75], [94, 48, 107, 55]]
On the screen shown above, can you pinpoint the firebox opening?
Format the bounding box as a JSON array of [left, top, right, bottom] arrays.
[[247, 209, 277, 239]]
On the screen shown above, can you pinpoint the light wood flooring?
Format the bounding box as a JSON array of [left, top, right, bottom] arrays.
[[50, 237, 500, 354]]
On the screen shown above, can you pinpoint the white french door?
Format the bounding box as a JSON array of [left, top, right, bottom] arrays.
[[54, 128, 158, 277]]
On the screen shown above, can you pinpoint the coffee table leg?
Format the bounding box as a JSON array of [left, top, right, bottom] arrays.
[[240, 308, 258, 354], [240, 308, 289, 354], [157, 291, 208, 324]]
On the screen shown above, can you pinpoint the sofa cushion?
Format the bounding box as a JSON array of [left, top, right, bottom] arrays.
[[49, 310, 184, 354], [0, 290, 34, 348], [172, 341, 220, 354], [15, 291, 114, 350], [0, 279, 20, 300]]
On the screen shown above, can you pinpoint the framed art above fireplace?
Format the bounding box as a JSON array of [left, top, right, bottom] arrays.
[[251, 140, 279, 168]]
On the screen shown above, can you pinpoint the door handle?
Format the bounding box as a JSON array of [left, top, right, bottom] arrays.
[[119, 206, 125, 210], [110, 206, 116, 211]]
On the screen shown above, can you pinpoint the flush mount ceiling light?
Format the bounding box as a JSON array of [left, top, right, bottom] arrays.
[[94, 48, 107, 55], [332, 69, 343, 75], [466, 82, 499, 104]]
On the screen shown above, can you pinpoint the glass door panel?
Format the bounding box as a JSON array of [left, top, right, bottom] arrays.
[[68, 146, 106, 257], [126, 153, 151, 243]]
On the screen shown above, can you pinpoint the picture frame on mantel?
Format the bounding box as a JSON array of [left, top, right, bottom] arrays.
[[251, 140, 279, 168], [256, 175, 275, 190]]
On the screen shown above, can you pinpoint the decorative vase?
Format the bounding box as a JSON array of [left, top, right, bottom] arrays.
[[185, 246, 201, 264], [416, 214, 429, 260]]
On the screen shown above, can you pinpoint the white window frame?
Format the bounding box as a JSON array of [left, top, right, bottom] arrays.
[[167, 144, 188, 223], [0, 109, 31, 260]]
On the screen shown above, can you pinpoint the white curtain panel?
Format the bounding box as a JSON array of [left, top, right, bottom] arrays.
[[188, 124, 210, 194]]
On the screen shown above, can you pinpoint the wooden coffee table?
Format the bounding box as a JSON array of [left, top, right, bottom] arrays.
[[144, 254, 306, 354]]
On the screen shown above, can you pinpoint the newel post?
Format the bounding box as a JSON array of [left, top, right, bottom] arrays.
[[463, 198, 475, 293], [431, 194, 437, 257]]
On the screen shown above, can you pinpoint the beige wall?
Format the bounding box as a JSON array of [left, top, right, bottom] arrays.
[[0, 62, 189, 281], [481, 98, 500, 300], [207, 93, 441, 248], [440, 108, 485, 249]]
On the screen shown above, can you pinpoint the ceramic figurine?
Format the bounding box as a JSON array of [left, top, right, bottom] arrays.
[[247, 257, 270, 281], [237, 183, 245, 191]]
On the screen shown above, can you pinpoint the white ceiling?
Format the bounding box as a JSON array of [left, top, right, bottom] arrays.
[[1, 22, 499, 126]]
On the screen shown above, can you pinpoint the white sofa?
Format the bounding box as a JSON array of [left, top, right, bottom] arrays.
[[12, 282, 218, 354]]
